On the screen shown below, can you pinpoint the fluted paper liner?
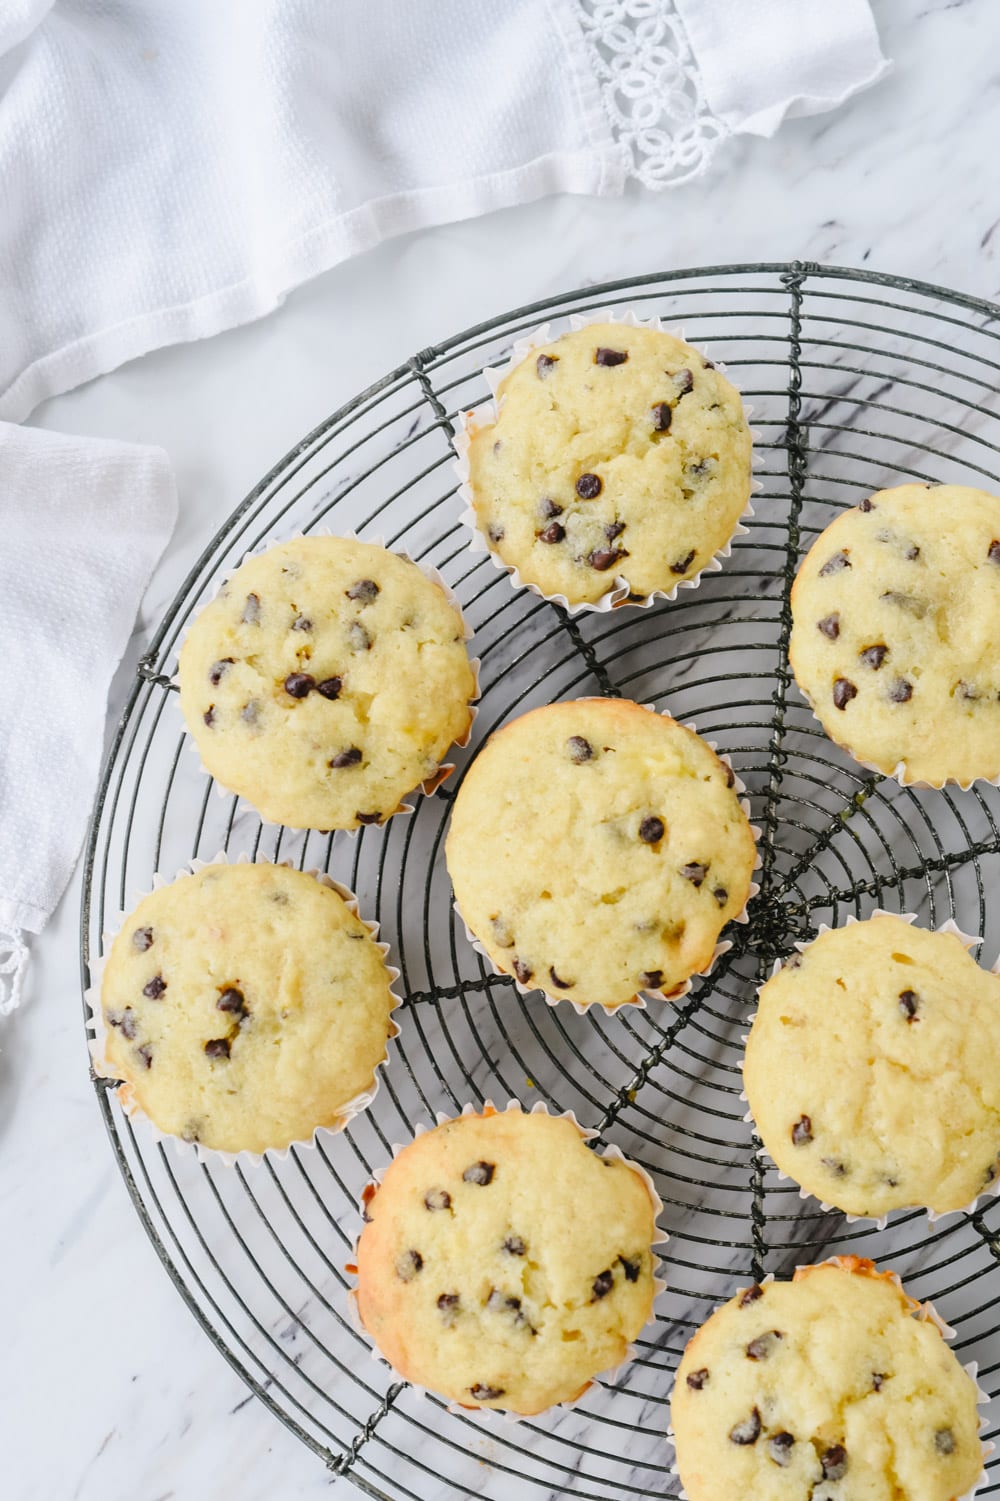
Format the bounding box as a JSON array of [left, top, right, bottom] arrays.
[[452, 701, 761, 1014], [85, 850, 402, 1167], [666, 1256, 993, 1501], [453, 305, 762, 616], [740, 909, 1000, 1225], [346, 1098, 669, 1424], [170, 528, 480, 830]]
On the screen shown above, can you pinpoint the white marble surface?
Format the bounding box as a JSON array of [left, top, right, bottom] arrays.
[[6, 1, 1000, 1497]]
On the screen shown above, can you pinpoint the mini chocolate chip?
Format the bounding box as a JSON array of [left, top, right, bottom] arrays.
[[142, 975, 167, 999], [348, 622, 371, 651], [898, 988, 920, 1021], [541, 497, 563, 519], [725, 764, 735, 789], [503, 1236, 526, 1256], [203, 707, 216, 727], [833, 677, 858, 710], [651, 402, 672, 432], [512, 958, 533, 985], [819, 550, 851, 577], [567, 735, 593, 763], [884, 1174, 900, 1187], [470, 1384, 504, 1401], [792, 1115, 813, 1145], [284, 671, 315, 698], [817, 613, 840, 639], [872, 1372, 886, 1391], [729, 1408, 762, 1445], [822, 1156, 847, 1177], [330, 746, 362, 768], [424, 1188, 452, 1211], [491, 916, 515, 948], [641, 969, 664, 990], [906, 544, 921, 560], [437, 1292, 460, 1314], [595, 346, 628, 366], [241, 700, 260, 725], [686, 1367, 709, 1390], [576, 472, 602, 499], [739, 1284, 764, 1308], [463, 1161, 495, 1186], [291, 614, 312, 632], [746, 1330, 783, 1361], [688, 459, 712, 479], [395, 1249, 423, 1281], [536, 354, 558, 378], [859, 498, 875, 512], [487, 523, 505, 544], [712, 886, 728, 908], [538, 522, 565, 544], [985, 1161, 999, 1186], [681, 861, 708, 887], [204, 1038, 231, 1060], [107, 1007, 138, 1040], [668, 368, 695, 397], [889, 677, 914, 703], [209, 657, 235, 685], [785, 952, 803, 969], [934, 1428, 956, 1455], [671, 549, 696, 574], [549, 966, 574, 989], [606, 520, 626, 542], [958, 680, 980, 701], [486, 1289, 522, 1314], [768, 1433, 795, 1467], [639, 816, 665, 845], [347, 579, 379, 604], [592, 1269, 614, 1299], [702, 358, 715, 370], [859, 644, 888, 670], [989, 540, 1000, 565], [881, 590, 927, 618], [822, 1445, 848, 1481], [241, 593, 261, 624], [587, 546, 627, 571], [619, 1256, 640, 1282], [356, 811, 381, 825], [315, 676, 342, 700], [132, 926, 154, 952], [136, 1043, 153, 1069], [217, 987, 247, 1016]]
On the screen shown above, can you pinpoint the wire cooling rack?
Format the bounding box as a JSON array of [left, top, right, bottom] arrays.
[[81, 264, 1000, 1500]]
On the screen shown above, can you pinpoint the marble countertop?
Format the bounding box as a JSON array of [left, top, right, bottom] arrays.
[[6, 2, 1000, 1497]]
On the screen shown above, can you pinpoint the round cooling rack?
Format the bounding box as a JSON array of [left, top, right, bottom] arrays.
[[81, 263, 1000, 1501]]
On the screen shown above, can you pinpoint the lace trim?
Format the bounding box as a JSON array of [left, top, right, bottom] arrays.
[[575, 0, 728, 189], [0, 926, 28, 1016]]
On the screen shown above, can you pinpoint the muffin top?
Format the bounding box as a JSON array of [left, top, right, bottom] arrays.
[[744, 913, 1000, 1219], [98, 862, 397, 1154], [354, 1107, 659, 1414], [671, 1258, 983, 1501], [464, 322, 752, 606], [178, 535, 477, 829], [446, 698, 757, 1009], [790, 483, 1000, 785]]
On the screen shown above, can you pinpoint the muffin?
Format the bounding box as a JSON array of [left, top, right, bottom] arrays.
[[743, 913, 1000, 1219], [179, 535, 477, 829], [354, 1105, 660, 1414], [445, 699, 757, 1010], [462, 321, 752, 607], [671, 1257, 983, 1501], [96, 862, 398, 1154], [790, 483, 1000, 785]]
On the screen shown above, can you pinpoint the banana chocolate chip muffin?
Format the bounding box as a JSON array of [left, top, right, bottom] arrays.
[[179, 535, 477, 829], [97, 862, 397, 1154], [790, 483, 1000, 785], [354, 1106, 660, 1414], [446, 698, 756, 1010], [744, 913, 1000, 1219], [463, 322, 752, 607], [671, 1258, 983, 1501]]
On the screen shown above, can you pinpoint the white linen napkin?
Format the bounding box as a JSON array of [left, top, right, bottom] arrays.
[[0, 422, 177, 1012], [0, 0, 888, 424]]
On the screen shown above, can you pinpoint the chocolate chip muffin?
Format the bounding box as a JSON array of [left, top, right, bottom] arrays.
[[671, 1257, 983, 1501], [445, 699, 757, 1010], [179, 536, 477, 829], [96, 862, 398, 1154], [462, 321, 752, 607], [790, 484, 1000, 785], [744, 913, 1000, 1219], [354, 1106, 660, 1414]]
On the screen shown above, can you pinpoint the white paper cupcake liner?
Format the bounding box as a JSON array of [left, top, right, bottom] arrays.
[[170, 528, 481, 831], [666, 1256, 993, 1501], [452, 701, 761, 1014], [740, 909, 1000, 1226], [452, 305, 762, 616], [346, 1098, 669, 1425], [85, 850, 402, 1167]]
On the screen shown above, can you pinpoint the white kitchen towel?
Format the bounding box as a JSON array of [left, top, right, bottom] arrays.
[[0, 422, 177, 1013], [0, 0, 888, 424]]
